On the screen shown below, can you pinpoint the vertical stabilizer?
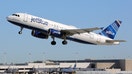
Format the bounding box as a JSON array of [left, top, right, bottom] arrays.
[[99, 20, 122, 39]]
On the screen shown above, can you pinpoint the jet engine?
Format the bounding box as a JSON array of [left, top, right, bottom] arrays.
[[31, 30, 48, 39]]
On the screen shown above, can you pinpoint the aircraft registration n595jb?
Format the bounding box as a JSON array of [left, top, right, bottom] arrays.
[[6, 13, 126, 45]]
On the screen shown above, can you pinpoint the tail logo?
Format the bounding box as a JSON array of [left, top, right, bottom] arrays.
[[106, 31, 115, 36]]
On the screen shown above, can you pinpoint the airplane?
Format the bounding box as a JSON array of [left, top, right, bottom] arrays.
[[61, 63, 77, 73], [6, 13, 126, 45]]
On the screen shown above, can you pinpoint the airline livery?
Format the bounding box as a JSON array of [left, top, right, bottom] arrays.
[[7, 13, 125, 45]]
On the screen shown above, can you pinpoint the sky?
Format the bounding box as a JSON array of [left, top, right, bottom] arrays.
[[0, 0, 131, 63]]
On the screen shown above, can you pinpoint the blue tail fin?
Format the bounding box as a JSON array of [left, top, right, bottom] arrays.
[[99, 20, 122, 39]]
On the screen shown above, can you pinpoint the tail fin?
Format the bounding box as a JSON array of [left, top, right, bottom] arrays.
[[73, 63, 76, 69], [99, 20, 122, 39]]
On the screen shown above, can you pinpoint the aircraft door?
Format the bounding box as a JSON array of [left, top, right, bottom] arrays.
[[23, 13, 28, 22], [97, 35, 101, 43], [90, 33, 94, 39]]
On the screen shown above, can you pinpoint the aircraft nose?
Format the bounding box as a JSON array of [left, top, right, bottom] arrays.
[[6, 16, 12, 22], [6, 16, 10, 21]]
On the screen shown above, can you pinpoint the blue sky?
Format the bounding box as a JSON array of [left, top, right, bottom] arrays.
[[0, 0, 131, 63]]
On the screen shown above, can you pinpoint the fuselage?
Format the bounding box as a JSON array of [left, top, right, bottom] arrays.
[[7, 13, 120, 45]]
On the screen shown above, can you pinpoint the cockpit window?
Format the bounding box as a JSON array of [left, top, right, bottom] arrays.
[[12, 14, 20, 17]]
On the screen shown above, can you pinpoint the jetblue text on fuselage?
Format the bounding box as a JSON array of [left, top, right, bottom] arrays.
[[31, 17, 48, 25]]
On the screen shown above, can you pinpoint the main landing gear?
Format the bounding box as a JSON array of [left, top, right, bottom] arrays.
[[62, 40, 67, 45], [51, 36, 68, 45], [51, 36, 56, 45], [18, 27, 23, 34], [62, 35, 68, 45]]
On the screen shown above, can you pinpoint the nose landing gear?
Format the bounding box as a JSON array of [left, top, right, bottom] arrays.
[[18, 27, 23, 34]]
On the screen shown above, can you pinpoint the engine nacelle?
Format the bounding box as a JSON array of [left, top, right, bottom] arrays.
[[31, 30, 48, 39], [48, 29, 61, 37]]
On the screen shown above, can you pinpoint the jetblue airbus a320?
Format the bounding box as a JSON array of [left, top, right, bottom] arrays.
[[7, 13, 125, 45]]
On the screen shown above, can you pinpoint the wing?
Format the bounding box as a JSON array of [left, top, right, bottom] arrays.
[[61, 27, 101, 36]]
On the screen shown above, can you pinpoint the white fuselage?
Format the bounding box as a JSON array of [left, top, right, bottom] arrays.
[[7, 13, 119, 45]]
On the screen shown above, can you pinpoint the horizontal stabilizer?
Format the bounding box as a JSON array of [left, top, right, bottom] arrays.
[[106, 40, 126, 43]]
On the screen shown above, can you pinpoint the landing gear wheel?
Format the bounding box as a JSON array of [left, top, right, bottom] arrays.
[[51, 36, 56, 45], [62, 40, 67, 45], [18, 31, 22, 34], [51, 41, 56, 45]]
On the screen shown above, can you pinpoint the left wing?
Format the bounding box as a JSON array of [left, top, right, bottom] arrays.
[[61, 27, 101, 36]]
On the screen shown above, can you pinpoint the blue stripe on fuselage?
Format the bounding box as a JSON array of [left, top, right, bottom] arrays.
[[51, 33, 96, 45], [67, 37, 96, 45]]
